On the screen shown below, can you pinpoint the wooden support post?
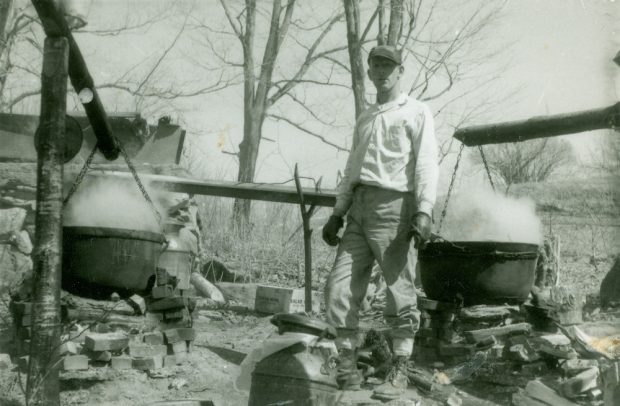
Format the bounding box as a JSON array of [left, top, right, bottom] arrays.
[[294, 164, 321, 313], [26, 37, 67, 406]]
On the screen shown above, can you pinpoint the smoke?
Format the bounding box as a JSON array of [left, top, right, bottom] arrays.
[[438, 187, 542, 244], [63, 176, 165, 233]]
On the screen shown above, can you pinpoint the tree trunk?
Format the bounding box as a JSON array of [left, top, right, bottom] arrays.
[[387, 0, 403, 46], [233, 110, 264, 231], [343, 0, 366, 120], [26, 36, 67, 406]]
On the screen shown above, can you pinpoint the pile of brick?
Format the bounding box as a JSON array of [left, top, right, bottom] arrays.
[[14, 328, 196, 372]]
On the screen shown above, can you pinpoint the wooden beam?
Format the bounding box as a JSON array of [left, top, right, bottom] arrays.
[[88, 171, 338, 207], [454, 103, 620, 146], [31, 0, 120, 160]]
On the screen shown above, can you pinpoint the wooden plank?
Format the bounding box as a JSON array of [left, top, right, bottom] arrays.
[[89, 171, 338, 207], [454, 102, 620, 146]]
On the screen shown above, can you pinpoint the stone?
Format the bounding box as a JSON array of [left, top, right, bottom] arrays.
[[600, 258, 620, 308], [110, 356, 132, 370], [128, 294, 147, 315], [127, 343, 167, 358], [163, 328, 195, 344], [561, 359, 599, 376], [132, 355, 163, 370], [560, 367, 599, 398], [83, 333, 129, 352], [0, 353, 12, 369], [62, 355, 89, 371], [143, 331, 165, 345], [0, 207, 27, 234], [110, 292, 120, 302]]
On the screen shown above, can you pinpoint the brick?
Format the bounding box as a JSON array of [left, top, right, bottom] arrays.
[[128, 294, 147, 315], [417, 297, 458, 312], [163, 328, 195, 344], [11, 301, 32, 316], [17, 356, 29, 371], [62, 355, 89, 371], [148, 296, 186, 312], [163, 354, 177, 367], [143, 331, 165, 345], [110, 356, 132, 370], [0, 353, 12, 369], [18, 327, 31, 340], [132, 355, 163, 370], [167, 341, 188, 355], [152, 285, 175, 299], [83, 333, 129, 352], [59, 341, 80, 355], [84, 350, 112, 363], [163, 308, 186, 321], [127, 343, 167, 358]]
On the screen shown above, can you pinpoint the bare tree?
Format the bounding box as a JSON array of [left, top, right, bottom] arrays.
[[199, 0, 346, 228], [473, 138, 574, 191]]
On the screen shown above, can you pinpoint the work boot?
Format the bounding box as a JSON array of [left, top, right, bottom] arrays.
[[336, 348, 363, 390], [372, 355, 409, 401]]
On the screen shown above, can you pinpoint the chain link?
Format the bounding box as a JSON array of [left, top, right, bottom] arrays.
[[478, 145, 496, 192], [63, 143, 98, 206], [438, 143, 465, 233], [118, 142, 162, 226]]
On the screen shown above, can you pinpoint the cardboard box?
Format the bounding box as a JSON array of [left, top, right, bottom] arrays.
[[254, 285, 321, 314]]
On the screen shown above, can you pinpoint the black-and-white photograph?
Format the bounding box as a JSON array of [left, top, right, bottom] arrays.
[[0, 0, 618, 405]]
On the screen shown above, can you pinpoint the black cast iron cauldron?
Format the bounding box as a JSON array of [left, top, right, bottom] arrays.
[[62, 226, 166, 295], [418, 241, 539, 306]]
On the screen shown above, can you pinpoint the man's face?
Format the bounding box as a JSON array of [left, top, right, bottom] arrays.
[[368, 57, 403, 92]]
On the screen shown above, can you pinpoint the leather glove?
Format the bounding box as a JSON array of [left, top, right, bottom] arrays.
[[408, 212, 432, 250], [322, 215, 344, 246]]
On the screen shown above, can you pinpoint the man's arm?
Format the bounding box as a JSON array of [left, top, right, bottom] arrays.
[[412, 104, 439, 217]]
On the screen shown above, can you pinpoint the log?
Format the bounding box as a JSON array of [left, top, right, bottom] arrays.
[[464, 323, 531, 343], [190, 272, 225, 304], [454, 103, 620, 146], [31, 0, 119, 160]]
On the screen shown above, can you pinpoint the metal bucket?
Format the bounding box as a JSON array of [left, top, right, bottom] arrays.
[[418, 241, 539, 306], [62, 226, 165, 294]]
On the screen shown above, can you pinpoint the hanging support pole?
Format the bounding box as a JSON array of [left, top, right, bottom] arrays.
[[294, 164, 321, 313], [31, 0, 120, 160]]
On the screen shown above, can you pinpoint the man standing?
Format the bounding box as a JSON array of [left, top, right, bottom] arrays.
[[322, 45, 439, 400]]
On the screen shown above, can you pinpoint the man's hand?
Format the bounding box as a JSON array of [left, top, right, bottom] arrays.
[[408, 212, 432, 249], [322, 215, 344, 246]]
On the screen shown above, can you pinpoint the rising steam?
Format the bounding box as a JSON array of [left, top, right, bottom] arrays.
[[438, 187, 542, 244], [63, 176, 164, 233]]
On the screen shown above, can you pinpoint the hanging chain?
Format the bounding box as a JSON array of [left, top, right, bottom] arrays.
[[118, 142, 162, 225], [438, 143, 465, 233], [63, 143, 98, 206], [478, 145, 496, 192]]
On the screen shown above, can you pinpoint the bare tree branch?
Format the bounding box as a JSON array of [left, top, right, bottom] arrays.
[[269, 113, 349, 152]]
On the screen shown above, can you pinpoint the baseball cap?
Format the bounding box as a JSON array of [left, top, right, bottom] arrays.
[[368, 45, 402, 65]]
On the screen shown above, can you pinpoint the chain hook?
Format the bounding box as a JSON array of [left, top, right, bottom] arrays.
[[438, 142, 465, 233]]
